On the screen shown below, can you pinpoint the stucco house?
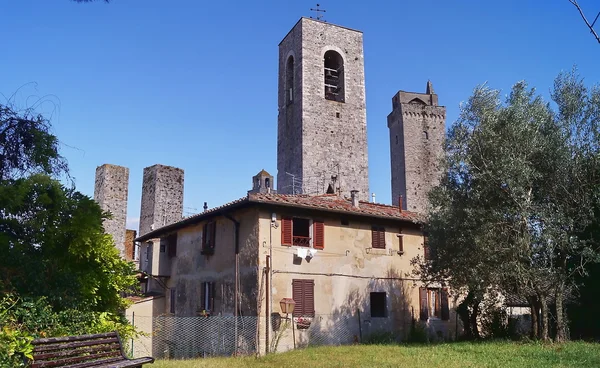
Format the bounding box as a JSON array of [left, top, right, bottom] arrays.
[[128, 181, 459, 356]]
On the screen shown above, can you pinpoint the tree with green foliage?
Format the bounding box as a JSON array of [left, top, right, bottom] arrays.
[[0, 95, 137, 365], [417, 68, 600, 341]]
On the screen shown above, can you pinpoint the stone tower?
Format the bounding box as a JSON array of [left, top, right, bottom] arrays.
[[94, 164, 129, 257], [248, 169, 275, 194], [139, 164, 184, 237], [277, 17, 369, 199], [388, 81, 446, 214]]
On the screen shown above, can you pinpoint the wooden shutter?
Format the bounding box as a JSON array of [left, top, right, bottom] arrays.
[[210, 221, 217, 250], [423, 235, 430, 260], [292, 279, 303, 316], [304, 280, 315, 317], [441, 288, 450, 321], [419, 287, 428, 321], [313, 221, 324, 249], [434, 290, 441, 318], [282, 217, 293, 246], [398, 230, 404, 253], [378, 227, 386, 248], [371, 226, 379, 248], [200, 282, 207, 311], [202, 223, 208, 250]]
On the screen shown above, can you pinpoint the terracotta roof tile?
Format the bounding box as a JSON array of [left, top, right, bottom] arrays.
[[136, 193, 422, 242]]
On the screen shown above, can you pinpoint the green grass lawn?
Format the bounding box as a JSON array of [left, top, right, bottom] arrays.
[[151, 341, 600, 368]]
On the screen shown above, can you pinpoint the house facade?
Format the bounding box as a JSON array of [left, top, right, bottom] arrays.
[[128, 190, 459, 356]]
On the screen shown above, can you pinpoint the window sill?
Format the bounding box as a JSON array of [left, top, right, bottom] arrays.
[[366, 247, 387, 255]]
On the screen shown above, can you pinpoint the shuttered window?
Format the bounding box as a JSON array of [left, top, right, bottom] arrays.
[[371, 226, 386, 249], [167, 233, 177, 258], [313, 221, 325, 249], [420, 287, 450, 321], [200, 281, 215, 312], [281, 217, 293, 246], [292, 279, 315, 317], [202, 221, 217, 255]]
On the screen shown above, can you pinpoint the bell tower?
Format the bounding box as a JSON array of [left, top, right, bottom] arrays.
[[276, 17, 369, 200]]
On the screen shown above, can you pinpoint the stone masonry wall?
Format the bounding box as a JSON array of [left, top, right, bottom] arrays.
[[124, 229, 137, 261], [388, 89, 445, 214], [277, 18, 369, 200], [139, 164, 184, 237], [94, 164, 129, 257]]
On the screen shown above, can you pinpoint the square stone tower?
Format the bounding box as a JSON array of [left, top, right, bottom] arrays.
[[277, 17, 369, 199], [388, 81, 446, 214], [94, 164, 129, 257], [139, 164, 184, 237]]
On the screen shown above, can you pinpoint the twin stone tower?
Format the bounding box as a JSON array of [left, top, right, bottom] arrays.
[[94, 17, 445, 257]]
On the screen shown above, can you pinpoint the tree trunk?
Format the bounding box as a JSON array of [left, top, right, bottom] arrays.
[[540, 295, 549, 341], [457, 298, 472, 339], [471, 299, 481, 339], [528, 296, 539, 339], [555, 281, 567, 342]]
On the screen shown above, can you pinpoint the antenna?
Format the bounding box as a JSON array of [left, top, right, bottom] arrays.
[[310, 3, 326, 21]]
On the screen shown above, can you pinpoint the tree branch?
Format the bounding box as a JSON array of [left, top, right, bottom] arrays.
[[569, 0, 600, 44]]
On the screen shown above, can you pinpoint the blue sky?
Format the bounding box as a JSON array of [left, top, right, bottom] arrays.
[[2, 0, 599, 231]]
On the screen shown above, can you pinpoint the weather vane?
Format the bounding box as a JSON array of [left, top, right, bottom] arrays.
[[310, 3, 326, 21]]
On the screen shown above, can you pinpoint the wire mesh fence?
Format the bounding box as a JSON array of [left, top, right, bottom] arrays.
[[127, 313, 412, 359]]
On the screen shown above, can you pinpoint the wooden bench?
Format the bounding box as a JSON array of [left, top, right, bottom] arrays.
[[30, 331, 154, 368]]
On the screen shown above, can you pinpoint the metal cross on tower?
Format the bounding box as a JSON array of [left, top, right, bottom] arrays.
[[310, 3, 326, 21]]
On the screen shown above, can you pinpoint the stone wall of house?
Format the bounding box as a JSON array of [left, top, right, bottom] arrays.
[[124, 229, 137, 261], [93, 164, 129, 257], [139, 164, 184, 237], [388, 85, 446, 214], [277, 18, 369, 200]]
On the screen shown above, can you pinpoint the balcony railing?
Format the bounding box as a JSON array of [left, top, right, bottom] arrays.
[[293, 236, 311, 247]]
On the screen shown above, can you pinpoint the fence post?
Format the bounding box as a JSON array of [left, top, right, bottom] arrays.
[[130, 312, 135, 357]]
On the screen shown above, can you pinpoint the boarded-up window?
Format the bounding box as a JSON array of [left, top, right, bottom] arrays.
[[201, 281, 215, 312], [371, 226, 386, 249], [167, 233, 177, 258], [292, 279, 315, 317], [202, 221, 217, 255], [370, 292, 387, 318], [313, 220, 325, 249]]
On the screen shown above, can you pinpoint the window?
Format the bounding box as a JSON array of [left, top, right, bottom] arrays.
[[423, 131, 429, 140], [202, 221, 217, 255], [292, 279, 315, 317], [324, 50, 345, 103], [371, 226, 386, 249], [167, 233, 177, 258], [398, 231, 404, 254], [423, 235, 431, 260], [419, 287, 449, 321], [170, 288, 176, 314], [160, 243, 166, 253], [265, 178, 270, 188], [281, 217, 325, 249], [336, 112, 341, 118], [370, 292, 387, 318], [286, 55, 294, 105], [201, 281, 215, 313]]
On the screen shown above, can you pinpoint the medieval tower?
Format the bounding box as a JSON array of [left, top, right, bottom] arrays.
[[94, 164, 129, 257], [277, 17, 369, 199], [139, 164, 185, 237], [388, 81, 446, 214]]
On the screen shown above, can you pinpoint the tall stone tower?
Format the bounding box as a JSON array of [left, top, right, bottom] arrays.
[[139, 164, 184, 237], [277, 17, 369, 199], [388, 81, 446, 214], [94, 164, 129, 257]]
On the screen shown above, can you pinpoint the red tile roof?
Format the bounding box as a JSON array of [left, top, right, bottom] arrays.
[[136, 193, 422, 242]]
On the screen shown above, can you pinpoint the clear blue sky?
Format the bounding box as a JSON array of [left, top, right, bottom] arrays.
[[2, 0, 599, 231]]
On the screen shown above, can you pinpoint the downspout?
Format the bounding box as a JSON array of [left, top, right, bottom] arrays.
[[224, 213, 240, 355]]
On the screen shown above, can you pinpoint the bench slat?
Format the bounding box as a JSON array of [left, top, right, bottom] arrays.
[[31, 351, 121, 368], [60, 356, 125, 368], [101, 357, 155, 368], [33, 343, 121, 361], [33, 338, 120, 353], [33, 332, 118, 345]]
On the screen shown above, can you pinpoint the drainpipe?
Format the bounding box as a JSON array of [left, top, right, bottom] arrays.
[[224, 213, 240, 355]]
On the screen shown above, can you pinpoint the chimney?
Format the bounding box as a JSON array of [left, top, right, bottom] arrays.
[[351, 190, 359, 208], [203, 202, 208, 211], [398, 196, 403, 213], [372, 192, 376, 203]]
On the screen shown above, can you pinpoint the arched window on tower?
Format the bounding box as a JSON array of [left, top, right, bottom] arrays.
[[265, 178, 270, 188], [324, 50, 345, 103], [286, 56, 294, 105]]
